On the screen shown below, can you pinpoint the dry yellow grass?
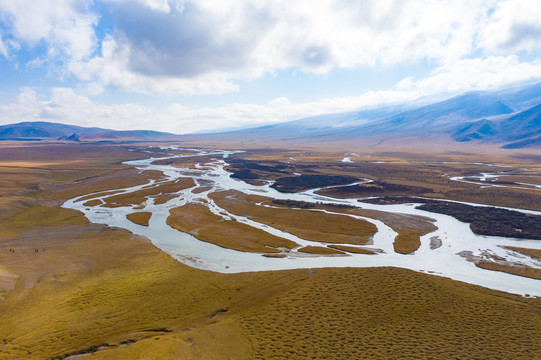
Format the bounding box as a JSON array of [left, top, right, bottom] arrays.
[[167, 203, 297, 253], [0, 221, 257, 358], [126, 212, 152, 227], [505, 246, 541, 260], [321, 206, 437, 254], [1, 143, 541, 359], [327, 244, 377, 254], [272, 202, 437, 254], [210, 190, 377, 245], [371, 213, 436, 254], [0, 268, 18, 302], [476, 261, 541, 280], [239, 267, 541, 360], [82, 199, 102, 207], [103, 178, 195, 207], [499, 175, 541, 185], [153, 194, 177, 205], [298, 246, 345, 255], [140, 169, 166, 180], [2, 205, 90, 231], [262, 253, 287, 258], [88, 319, 252, 360], [191, 186, 212, 194], [393, 232, 424, 254], [76, 190, 124, 203]]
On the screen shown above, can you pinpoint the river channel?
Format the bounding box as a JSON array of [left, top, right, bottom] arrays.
[[63, 148, 541, 296]]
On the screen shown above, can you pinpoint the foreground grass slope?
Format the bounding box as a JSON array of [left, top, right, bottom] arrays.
[[0, 143, 540, 359]]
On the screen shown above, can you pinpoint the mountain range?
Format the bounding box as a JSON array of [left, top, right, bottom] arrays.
[[0, 81, 540, 148], [0, 122, 175, 142], [209, 81, 541, 148]]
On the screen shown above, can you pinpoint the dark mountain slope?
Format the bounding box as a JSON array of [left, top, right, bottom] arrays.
[[1, 82, 539, 148], [201, 83, 540, 148], [213, 105, 409, 141], [343, 92, 514, 137], [499, 103, 541, 142], [452, 103, 541, 147], [0, 122, 176, 141], [452, 119, 501, 142], [499, 81, 541, 109], [211, 91, 519, 145], [0, 122, 108, 140]]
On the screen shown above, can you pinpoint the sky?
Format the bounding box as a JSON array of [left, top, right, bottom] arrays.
[[0, 0, 540, 134]]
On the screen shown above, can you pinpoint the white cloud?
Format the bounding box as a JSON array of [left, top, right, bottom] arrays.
[[86, 0, 541, 94], [1, 0, 540, 98], [4, 56, 539, 134], [68, 35, 240, 95], [0, 87, 152, 130], [0, 0, 97, 61], [6, 51, 541, 135], [78, 0, 493, 93], [0, 38, 7, 58], [479, 0, 541, 53], [399, 56, 541, 95], [4, 0, 536, 94]]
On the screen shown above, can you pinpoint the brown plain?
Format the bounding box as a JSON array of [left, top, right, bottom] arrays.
[[102, 178, 195, 207], [210, 190, 377, 245], [310, 204, 437, 254], [505, 246, 541, 260], [298, 246, 345, 255], [167, 203, 297, 253], [328, 244, 378, 254], [476, 261, 541, 280], [0, 143, 540, 359], [126, 212, 152, 227]]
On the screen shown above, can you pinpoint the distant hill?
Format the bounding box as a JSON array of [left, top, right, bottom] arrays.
[[452, 103, 541, 148], [197, 82, 541, 148], [499, 103, 541, 142], [452, 119, 500, 142], [217, 105, 409, 141], [1, 82, 540, 148], [0, 122, 177, 142]]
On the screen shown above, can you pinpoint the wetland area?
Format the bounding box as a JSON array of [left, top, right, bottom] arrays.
[[65, 146, 541, 296], [1, 143, 540, 359]]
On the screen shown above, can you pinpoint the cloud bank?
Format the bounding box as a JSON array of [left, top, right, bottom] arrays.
[[0, 0, 541, 132], [2, 55, 540, 134], [1, 0, 540, 95]]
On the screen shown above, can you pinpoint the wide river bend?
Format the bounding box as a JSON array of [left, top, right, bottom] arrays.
[[63, 148, 541, 296]]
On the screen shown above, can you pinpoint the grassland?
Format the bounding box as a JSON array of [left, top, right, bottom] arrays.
[[417, 202, 541, 240], [505, 246, 541, 260], [222, 148, 541, 211], [239, 267, 541, 360], [126, 212, 152, 226], [210, 190, 378, 246], [320, 206, 436, 254], [0, 143, 540, 359], [327, 244, 378, 254], [297, 246, 345, 255], [102, 178, 195, 208], [167, 203, 297, 253], [476, 261, 541, 280], [270, 199, 437, 254]]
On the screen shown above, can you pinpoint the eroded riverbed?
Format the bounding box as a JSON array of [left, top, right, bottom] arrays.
[[63, 148, 541, 296]]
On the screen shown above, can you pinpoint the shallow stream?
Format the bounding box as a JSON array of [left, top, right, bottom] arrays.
[[63, 148, 541, 296]]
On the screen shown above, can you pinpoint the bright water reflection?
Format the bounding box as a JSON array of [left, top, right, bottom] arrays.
[[63, 148, 541, 296]]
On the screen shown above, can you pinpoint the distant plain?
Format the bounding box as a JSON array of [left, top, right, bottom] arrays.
[[0, 140, 540, 359]]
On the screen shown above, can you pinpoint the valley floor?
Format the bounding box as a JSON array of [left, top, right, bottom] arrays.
[[0, 142, 540, 359]]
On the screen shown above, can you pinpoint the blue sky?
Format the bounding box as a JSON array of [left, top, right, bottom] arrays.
[[0, 0, 540, 134]]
